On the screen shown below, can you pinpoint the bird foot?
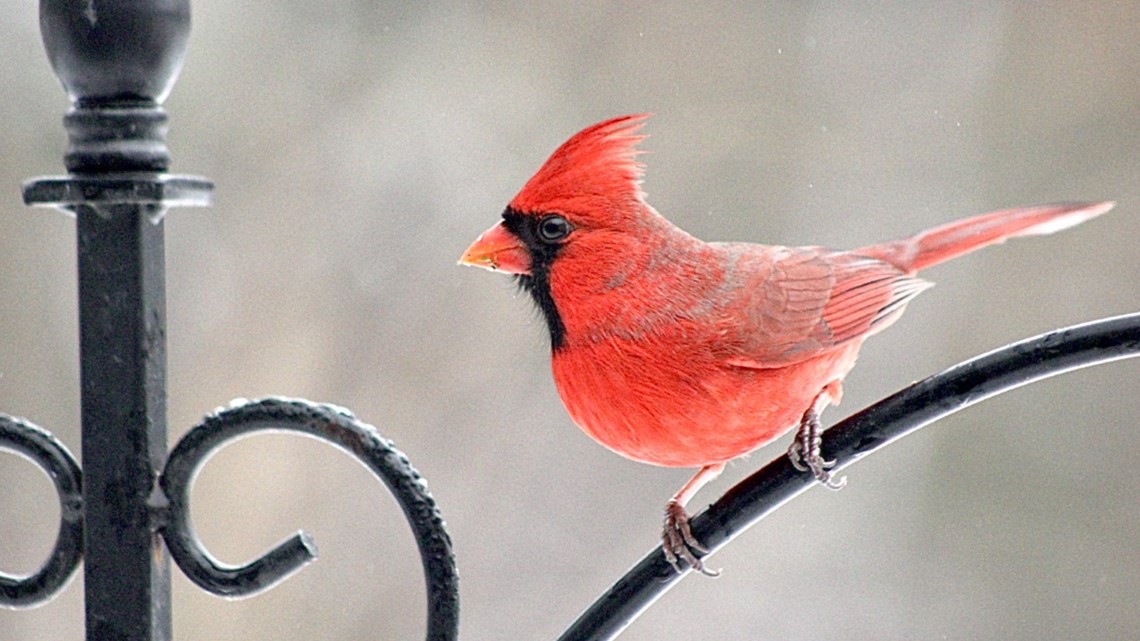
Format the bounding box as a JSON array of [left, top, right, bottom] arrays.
[[662, 500, 720, 577], [787, 407, 847, 490]]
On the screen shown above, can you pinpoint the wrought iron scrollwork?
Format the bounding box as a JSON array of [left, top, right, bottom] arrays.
[[158, 397, 460, 641], [0, 415, 83, 609]]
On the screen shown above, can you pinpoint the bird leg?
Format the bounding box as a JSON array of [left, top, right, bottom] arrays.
[[787, 383, 847, 490], [662, 463, 724, 577]]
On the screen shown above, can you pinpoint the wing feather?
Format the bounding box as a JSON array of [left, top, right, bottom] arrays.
[[715, 245, 930, 369]]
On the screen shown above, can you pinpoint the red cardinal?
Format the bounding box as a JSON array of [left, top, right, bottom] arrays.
[[459, 114, 1112, 575]]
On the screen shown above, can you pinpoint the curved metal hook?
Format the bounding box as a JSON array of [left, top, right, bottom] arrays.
[[159, 397, 458, 641], [0, 414, 83, 609], [557, 312, 1140, 641]]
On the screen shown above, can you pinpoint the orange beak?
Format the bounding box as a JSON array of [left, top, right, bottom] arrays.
[[458, 222, 532, 275]]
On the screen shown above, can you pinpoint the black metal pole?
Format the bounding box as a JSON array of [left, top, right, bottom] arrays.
[[23, 2, 212, 640], [75, 202, 172, 640]]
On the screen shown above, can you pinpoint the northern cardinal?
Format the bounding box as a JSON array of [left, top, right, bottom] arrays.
[[459, 114, 1112, 575]]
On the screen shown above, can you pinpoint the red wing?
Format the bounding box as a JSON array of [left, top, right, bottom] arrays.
[[716, 245, 931, 368]]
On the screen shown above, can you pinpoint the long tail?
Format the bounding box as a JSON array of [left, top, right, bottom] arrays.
[[854, 201, 1115, 274]]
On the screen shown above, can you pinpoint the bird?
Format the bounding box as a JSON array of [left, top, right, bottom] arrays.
[[458, 114, 1113, 576]]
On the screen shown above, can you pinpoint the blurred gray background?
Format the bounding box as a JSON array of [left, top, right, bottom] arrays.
[[2, 2, 1138, 640]]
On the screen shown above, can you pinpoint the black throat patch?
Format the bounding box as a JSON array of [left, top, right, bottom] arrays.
[[501, 207, 567, 351]]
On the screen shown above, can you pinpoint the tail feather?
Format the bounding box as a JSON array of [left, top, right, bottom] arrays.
[[854, 201, 1114, 274]]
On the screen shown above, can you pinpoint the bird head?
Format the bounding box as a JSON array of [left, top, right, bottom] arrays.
[[459, 114, 663, 348], [459, 113, 652, 275]]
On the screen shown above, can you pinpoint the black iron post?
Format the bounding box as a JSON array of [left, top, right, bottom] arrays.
[[8, 3, 460, 639], [23, 2, 212, 640]]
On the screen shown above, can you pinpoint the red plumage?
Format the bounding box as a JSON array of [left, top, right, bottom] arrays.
[[460, 114, 1113, 574], [510, 114, 650, 216]]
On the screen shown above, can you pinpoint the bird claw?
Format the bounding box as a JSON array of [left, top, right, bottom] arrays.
[[662, 500, 720, 577], [788, 408, 847, 491]]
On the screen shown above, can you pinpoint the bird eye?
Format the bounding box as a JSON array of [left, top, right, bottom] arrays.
[[536, 215, 572, 243]]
